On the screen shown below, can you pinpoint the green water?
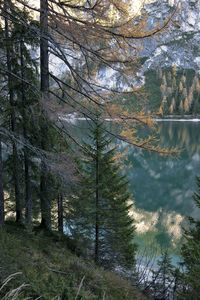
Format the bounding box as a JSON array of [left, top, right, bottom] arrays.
[[125, 121, 200, 255], [71, 119, 200, 255]]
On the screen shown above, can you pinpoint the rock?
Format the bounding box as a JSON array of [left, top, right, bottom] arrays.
[[140, 0, 200, 73]]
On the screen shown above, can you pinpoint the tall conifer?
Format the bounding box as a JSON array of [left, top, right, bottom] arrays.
[[181, 177, 200, 298], [67, 115, 137, 268]]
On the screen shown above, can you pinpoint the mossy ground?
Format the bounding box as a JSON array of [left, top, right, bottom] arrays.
[[0, 221, 146, 299]]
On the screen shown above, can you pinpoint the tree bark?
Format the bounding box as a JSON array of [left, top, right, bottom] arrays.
[[40, 0, 51, 230], [58, 193, 63, 233], [4, 0, 22, 223], [20, 40, 32, 226], [40, 165, 51, 230], [0, 140, 4, 228], [95, 128, 99, 264]]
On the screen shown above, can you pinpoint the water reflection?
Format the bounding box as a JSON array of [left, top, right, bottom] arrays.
[[132, 207, 185, 251], [71, 120, 200, 252], [158, 121, 200, 154], [125, 121, 200, 252]]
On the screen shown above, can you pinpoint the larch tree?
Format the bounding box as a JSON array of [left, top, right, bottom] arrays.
[[10, 0, 179, 155], [0, 0, 179, 229]]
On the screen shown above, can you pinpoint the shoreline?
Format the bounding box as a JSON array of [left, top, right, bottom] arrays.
[[154, 118, 200, 122], [60, 114, 200, 123]]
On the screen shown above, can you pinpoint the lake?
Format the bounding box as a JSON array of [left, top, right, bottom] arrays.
[[124, 120, 200, 256], [70, 119, 200, 257]]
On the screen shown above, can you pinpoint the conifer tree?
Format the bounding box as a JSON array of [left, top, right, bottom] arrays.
[[181, 177, 200, 299], [1, 1, 42, 226], [151, 251, 175, 299], [3, 0, 23, 222], [179, 100, 184, 113], [184, 96, 189, 113], [12, 6, 40, 226], [39, 0, 52, 231], [67, 115, 137, 268], [179, 81, 183, 92], [0, 139, 4, 228]]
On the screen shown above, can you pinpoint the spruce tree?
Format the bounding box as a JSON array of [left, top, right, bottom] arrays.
[[151, 251, 175, 299], [3, 0, 23, 222], [67, 115, 137, 268], [1, 1, 59, 228], [181, 176, 200, 299], [1, 2, 42, 226], [12, 7, 40, 226]]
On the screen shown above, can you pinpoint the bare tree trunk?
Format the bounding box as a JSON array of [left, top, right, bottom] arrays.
[[20, 40, 32, 226], [0, 139, 4, 228], [4, 0, 22, 223], [58, 193, 63, 233], [40, 0, 51, 230], [95, 134, 99, 264], [40, 166, 51, 230]]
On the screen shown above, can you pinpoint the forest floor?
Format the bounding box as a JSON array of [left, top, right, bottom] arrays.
[[0, 221, 147, 299]]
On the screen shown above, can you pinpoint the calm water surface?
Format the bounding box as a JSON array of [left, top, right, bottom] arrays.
[[72, 120, 200, 255], [125, 121, 200, 255]]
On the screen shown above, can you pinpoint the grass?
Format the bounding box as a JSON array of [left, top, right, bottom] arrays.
[[0, 221, 146, 299]]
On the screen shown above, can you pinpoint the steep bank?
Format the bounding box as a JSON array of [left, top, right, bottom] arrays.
[[0, 222, 146, 299]]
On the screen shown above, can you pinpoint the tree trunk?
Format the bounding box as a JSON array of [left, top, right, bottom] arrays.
[[0, 139, 4, 228], [40, 0, 51, 230], [20, 40, 32, 226], [58, 193, 63, 233], [4, 0, 22, 223], [40, 0, 49, 93], [95, 130, 99, 264], [40, 165, 51, 230]]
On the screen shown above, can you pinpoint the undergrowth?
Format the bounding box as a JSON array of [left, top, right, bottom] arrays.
[[0, 221, 146, 299]]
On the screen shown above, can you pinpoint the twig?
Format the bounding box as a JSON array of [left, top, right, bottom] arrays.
[[47, 267, 68, 275], [75, 276, 85, 300]]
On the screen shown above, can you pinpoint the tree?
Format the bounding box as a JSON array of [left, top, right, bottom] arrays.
[[179, 100, 183, 113], [3, 0, 23, 223], [181, 177, 200, 299], [7, 0, 178, 155], [0, 0, 179, 230], [67, 114, 137, 268], [1, 1, 45, 227], [39, 0, 52, 230], [184, 96, 189, 113], [0, 139, 4, 227], [12, 6, 40, 226], [151, 251, 175, 300]]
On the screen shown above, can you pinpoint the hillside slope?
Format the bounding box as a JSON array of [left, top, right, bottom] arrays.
[[0, 222, 146, 300]]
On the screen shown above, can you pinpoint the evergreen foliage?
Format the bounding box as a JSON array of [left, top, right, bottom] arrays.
[[181, 176, 200, 299], [67, 115, 137, 268], [150, 251, 176, 299]]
